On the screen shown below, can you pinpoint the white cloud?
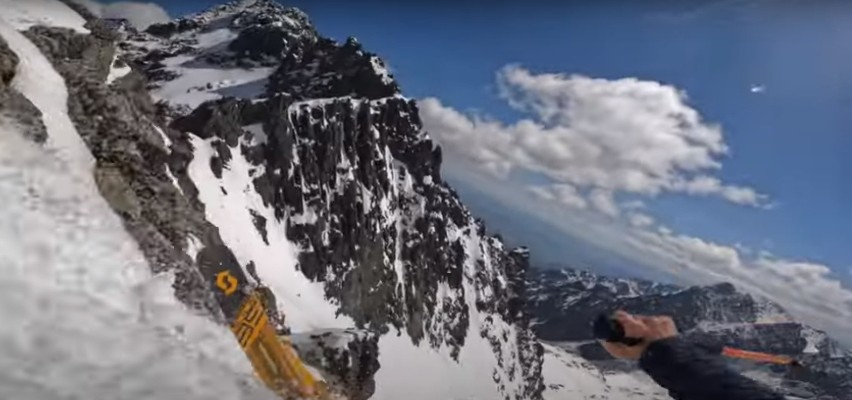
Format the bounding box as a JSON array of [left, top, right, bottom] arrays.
[[527, 184, 588, 209], [420, 65, 768, 217], [628, 213, 655, 228], [750, 84, 766, 94], [71, 0, 104, 14], [73, 0, 170, 30], [589, 189, 619, 217], [426, 65, 852, 345], [673, 175, 766, 206], [733, 242, 754, 256]]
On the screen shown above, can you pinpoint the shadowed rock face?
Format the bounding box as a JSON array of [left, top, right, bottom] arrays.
[[0, 36, 18, 86], [528, 267, 852, 400], [292, 329, 381, 400], [0, 35, 47, 143], [14, 1, 547, 398], [266, 36, 400, 101]]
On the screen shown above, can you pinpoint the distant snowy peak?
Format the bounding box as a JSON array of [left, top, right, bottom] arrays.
[[147, 0, 313, 39], [527, 267, 682, 310], [123, 0, 398, 114], [529, 267, 852, 399], [528, 267, 849, 359]]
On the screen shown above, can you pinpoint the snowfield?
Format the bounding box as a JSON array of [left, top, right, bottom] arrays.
[[0, 12, 275, 400], [541, 343, 671, 400], [139, 26, 277, 110]]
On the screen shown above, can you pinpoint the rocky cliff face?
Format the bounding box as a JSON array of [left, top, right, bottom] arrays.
[[528, 267, 852, 400], [8, 1, 545, 398]]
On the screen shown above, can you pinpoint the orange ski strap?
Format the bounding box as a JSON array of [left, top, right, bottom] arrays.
[[721, 347, 796, 365]]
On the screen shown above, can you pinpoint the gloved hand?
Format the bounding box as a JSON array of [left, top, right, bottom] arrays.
[[599, 310, 678, 360]]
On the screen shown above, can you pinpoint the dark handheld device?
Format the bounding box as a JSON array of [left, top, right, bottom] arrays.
[[593, 313, 643, 346]]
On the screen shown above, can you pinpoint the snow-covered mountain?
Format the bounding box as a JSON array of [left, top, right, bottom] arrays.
[[16, 1, 847, 399], [528, 267, 852, 399], [0, 1, 624, 399]]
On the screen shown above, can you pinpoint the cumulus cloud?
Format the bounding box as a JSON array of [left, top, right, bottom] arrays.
[[425, 64, 852, 344], [589, 189, 620, 217], [447, 158, 852, 345], [527, 184, 587, 209], [627, 213, 655, 228], [673, 175, 766, 206], [73, 0, 170, 29], [420, 65, 767, 217]]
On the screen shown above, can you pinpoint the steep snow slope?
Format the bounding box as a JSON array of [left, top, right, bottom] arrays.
[[0, 14, 275, 399], [0, 0, 89, 33], [1, 12, 92, 171], [371, 226, 530, 400], [540, 343, 671, 400], [188, 133, 352, 331]]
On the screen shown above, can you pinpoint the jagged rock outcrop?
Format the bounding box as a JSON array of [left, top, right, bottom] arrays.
[[10, 1, 547, 398]]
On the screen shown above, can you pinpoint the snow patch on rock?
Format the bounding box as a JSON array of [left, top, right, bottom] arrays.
[[106, 54, 132, 84], [187, 135, 354, 332]]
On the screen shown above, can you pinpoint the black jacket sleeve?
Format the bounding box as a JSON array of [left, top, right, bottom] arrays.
[[639, 337, 786, 400]]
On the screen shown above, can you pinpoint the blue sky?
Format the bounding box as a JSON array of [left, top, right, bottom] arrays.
[[108, 0, 852, 342], [290, 0, 851, 278]]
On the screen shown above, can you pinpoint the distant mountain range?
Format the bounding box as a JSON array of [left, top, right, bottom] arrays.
[[527, 267, 852, 400]]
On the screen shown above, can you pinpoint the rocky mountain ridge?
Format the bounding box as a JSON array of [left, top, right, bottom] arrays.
[[2, 0, 545, 398]]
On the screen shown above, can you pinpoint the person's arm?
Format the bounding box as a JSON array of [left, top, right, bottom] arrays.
[[599, 311, 785, 400], [639, 337, 785, 400]]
